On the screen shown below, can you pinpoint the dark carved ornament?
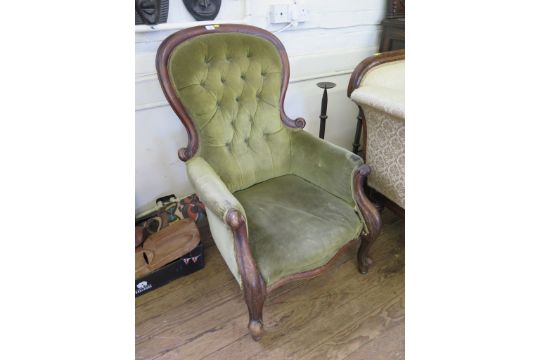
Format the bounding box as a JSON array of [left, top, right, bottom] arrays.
[[183, 0, 222, 21], [387, 0, 405, 18], [135, 0, 169, 25]]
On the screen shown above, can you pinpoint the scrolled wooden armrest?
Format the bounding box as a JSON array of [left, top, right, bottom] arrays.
[[225, 208, 246, 230], [352, 164, 382, 238], [280, 107, 306, 129]]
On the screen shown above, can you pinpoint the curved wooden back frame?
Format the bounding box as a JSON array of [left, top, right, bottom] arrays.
[[156, 24, 306, 162], [347, 49, 405, 98]]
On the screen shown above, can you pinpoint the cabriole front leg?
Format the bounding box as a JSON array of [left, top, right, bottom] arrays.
[[353, 165, 382, 274], [226, 209, 267, 341]]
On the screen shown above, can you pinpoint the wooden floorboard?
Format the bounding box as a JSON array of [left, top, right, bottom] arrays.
[[136, 211, 404, 359]]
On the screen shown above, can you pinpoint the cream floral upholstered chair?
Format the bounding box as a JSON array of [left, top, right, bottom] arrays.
[[156, 24, 381, 340], [348, 50, 405, 212]]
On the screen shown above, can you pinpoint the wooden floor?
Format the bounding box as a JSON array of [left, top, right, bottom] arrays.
[[136, 211, 405, 359]]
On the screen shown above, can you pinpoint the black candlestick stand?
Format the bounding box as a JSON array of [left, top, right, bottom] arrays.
[[352, 108, 363, 155], [316, 82, 336, 139]]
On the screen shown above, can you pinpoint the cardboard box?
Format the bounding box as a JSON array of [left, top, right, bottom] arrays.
[[135, 242, 204, 297], [135, 194, 209, 297]]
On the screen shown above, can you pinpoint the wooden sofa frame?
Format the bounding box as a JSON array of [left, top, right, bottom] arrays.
[[347, 49, 405, 218]]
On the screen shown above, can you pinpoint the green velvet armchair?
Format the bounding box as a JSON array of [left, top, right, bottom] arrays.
[[156, 24, 381, 340]]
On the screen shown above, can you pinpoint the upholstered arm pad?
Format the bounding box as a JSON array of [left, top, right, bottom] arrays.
[[351, 86, 405, 119], [186, 156, 245, 284], [290, 130, 363, 206], [186, 157, 247, 222]]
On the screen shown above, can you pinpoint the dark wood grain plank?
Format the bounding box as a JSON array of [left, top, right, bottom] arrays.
[[344, 320, 404, 360]]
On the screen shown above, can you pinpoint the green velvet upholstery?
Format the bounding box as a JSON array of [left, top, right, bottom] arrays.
[[186, 156, 246, 222], [234, 175, 362, 285], [169, 33, 290, 193], [186, 156, 245, 284], [169, 30, 366, 287], [291, 130, 363, 207]]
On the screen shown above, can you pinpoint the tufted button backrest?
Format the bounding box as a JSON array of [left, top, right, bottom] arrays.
[[168, 32, 292, 192]]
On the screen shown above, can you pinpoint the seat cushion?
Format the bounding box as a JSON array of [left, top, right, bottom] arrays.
[[234, 174, 363, 286]]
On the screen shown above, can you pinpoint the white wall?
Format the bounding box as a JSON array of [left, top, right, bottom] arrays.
[[135, 0, 385, 213]]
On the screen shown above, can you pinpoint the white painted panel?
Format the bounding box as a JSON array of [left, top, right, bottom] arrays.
[[289, 47, 379, 78], [284, 73, 360, 149], [135, 105, 194, 211], [295, 0, 383, 12], [135, 75, 165, 107], [277, 28, 381, 57]]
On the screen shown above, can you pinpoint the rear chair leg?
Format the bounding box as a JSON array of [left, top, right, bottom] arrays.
[[358, 233, 376, 274]]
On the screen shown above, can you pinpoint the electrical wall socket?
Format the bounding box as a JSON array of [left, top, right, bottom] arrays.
[[290, 0, 309, 23], [269, 2, 309, 24], [294, 6, 309, 22], [269, 4, 290, 24]]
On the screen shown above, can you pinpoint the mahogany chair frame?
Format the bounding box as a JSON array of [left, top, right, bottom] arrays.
[[347, 49, 405, 218], [156, 24, 382, 340]]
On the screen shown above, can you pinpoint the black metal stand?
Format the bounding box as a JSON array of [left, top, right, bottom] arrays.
[[316, 82, 336, 139], [352, 107, 363, 155]]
